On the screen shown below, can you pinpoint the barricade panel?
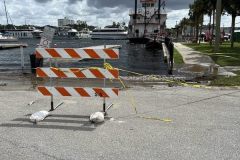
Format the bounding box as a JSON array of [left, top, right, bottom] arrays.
[[38, 86, 119, 98], [36, 67, 119, 79], [35, 48, 119, 59]]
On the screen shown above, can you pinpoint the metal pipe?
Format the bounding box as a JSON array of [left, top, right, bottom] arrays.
[[134, 0, 138, 19]]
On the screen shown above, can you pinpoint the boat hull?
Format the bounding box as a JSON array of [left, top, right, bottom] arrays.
[[91, 34, 127, 40], [0, 38, 18, 42], [128, 37, 151, 44]]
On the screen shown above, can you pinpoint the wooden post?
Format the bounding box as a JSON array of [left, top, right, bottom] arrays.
[[20, 45, 24, 69]]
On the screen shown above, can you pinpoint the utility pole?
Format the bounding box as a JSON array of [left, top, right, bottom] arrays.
[[214, 0, 222, 52]]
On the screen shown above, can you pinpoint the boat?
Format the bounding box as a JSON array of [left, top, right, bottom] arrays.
[[4, 29, 34, 39], [78, 28, 92, 39], [0, 32, 18, 42], [32, 29, 43, 38], [128, 0, 167, 44], [90, 27, 128, 40], [2, 1, 33, 39]]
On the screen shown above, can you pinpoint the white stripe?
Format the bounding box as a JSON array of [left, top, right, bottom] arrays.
[[65, 87, 79, 96], [82, 69, 96, 78], [84, 88, 96, 97], [61, 68, 77, 78], [95, 49, 109, 59], [36, 48, 51, 58], [102, 69, 115, 79], [104, 88, 118, 98], [45, 68, 59, 78], [75, 48, 91, 59], [113, 49, 119, 57], [50, 87, 63, 96], [55, 48, 71, 58]]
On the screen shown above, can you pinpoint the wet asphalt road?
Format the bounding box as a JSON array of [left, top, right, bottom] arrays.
[[0, 86, 239, 160]]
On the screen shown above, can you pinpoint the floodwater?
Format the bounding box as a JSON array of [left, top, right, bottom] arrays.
[[0, 38, 168, 75]]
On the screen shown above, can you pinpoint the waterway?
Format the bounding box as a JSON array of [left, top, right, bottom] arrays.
[[0, 38, 168, 75]]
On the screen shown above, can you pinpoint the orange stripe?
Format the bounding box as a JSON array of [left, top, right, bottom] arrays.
[[64, 49, 81, 58], [74, 88, 90, 97], [35, 51, 43, 59], [84, 49, 101, 59], [93, 88, 109, 98], [51, 68, 67, 78], [103, 49, 119, 59], [38, 87, 52, 96], [55, 87, 71, 96], [70, 69, 86, 78], [36, 68, 48, 77], [90, 69, 105, 79], [108, 69, 119, 78], [112, 88, 119, 96], [46, 49, 61, 58]]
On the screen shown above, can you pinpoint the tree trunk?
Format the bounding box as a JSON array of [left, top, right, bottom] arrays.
[[211, 10, 215, 46], [209, 12, 212, 46], [195, 17, 199, 44], [199, 14, 203, 44], [230, 14, 236, 48]]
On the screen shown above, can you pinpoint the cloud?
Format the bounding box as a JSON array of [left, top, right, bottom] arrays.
[[86, 0, 194, 10], [35, 0, 52, 3], [1, 0, 238, 28]]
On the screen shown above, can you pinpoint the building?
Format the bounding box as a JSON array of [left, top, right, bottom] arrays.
[[128, 0, 167, 40], [58, 17, 75, 27], [76, 20, 86, 25]]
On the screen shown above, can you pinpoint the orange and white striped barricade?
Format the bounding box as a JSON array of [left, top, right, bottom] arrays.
[[36, 47, 119, 112]]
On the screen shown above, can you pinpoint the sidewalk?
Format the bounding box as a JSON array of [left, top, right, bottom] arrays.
[[0, 86, 240, 160], [174, 43, 214, 65], [174, 43, 237, 76]]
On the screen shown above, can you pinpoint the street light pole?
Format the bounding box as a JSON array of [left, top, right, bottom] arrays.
[[215, 0, 222, 52]]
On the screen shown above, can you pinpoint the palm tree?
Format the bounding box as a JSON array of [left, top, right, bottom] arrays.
[[223, 0, 240, 48], [188, 0, 205, 43], [206, 0, 217, 45]]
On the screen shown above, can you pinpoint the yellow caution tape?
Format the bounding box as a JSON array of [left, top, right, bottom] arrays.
[[52, 62, 212, 89], [138, 116, 173, 122]]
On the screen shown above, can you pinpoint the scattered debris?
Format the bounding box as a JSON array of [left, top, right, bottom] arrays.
[[28, 101, 35, 106], [30, 111, 50, 123], [0, 82, 7, 87], [110, 118, 115, 121], [89, 112, 105, 123], [89, 104, 115, 123]]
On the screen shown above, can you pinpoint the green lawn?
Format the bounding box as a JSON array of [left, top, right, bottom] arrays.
[[174, 48, 184, 64], [184, 42, 240, 66]]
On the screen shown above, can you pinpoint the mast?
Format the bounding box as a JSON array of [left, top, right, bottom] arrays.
[[4, 0, 9, 25], [158, 0, 161, 34], [144, 1, 147, 37]]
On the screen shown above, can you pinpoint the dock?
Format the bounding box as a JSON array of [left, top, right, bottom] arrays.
[[82, 45, 122, 49], [0, 43, 28, 50]]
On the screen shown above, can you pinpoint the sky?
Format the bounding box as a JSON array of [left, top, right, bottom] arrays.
[[0, 0, 239, 28]]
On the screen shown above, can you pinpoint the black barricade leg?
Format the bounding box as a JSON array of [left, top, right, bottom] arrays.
[[30, 54, 36, 73], [103, 100, 106, 114], [50, 95, 54, 111]]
